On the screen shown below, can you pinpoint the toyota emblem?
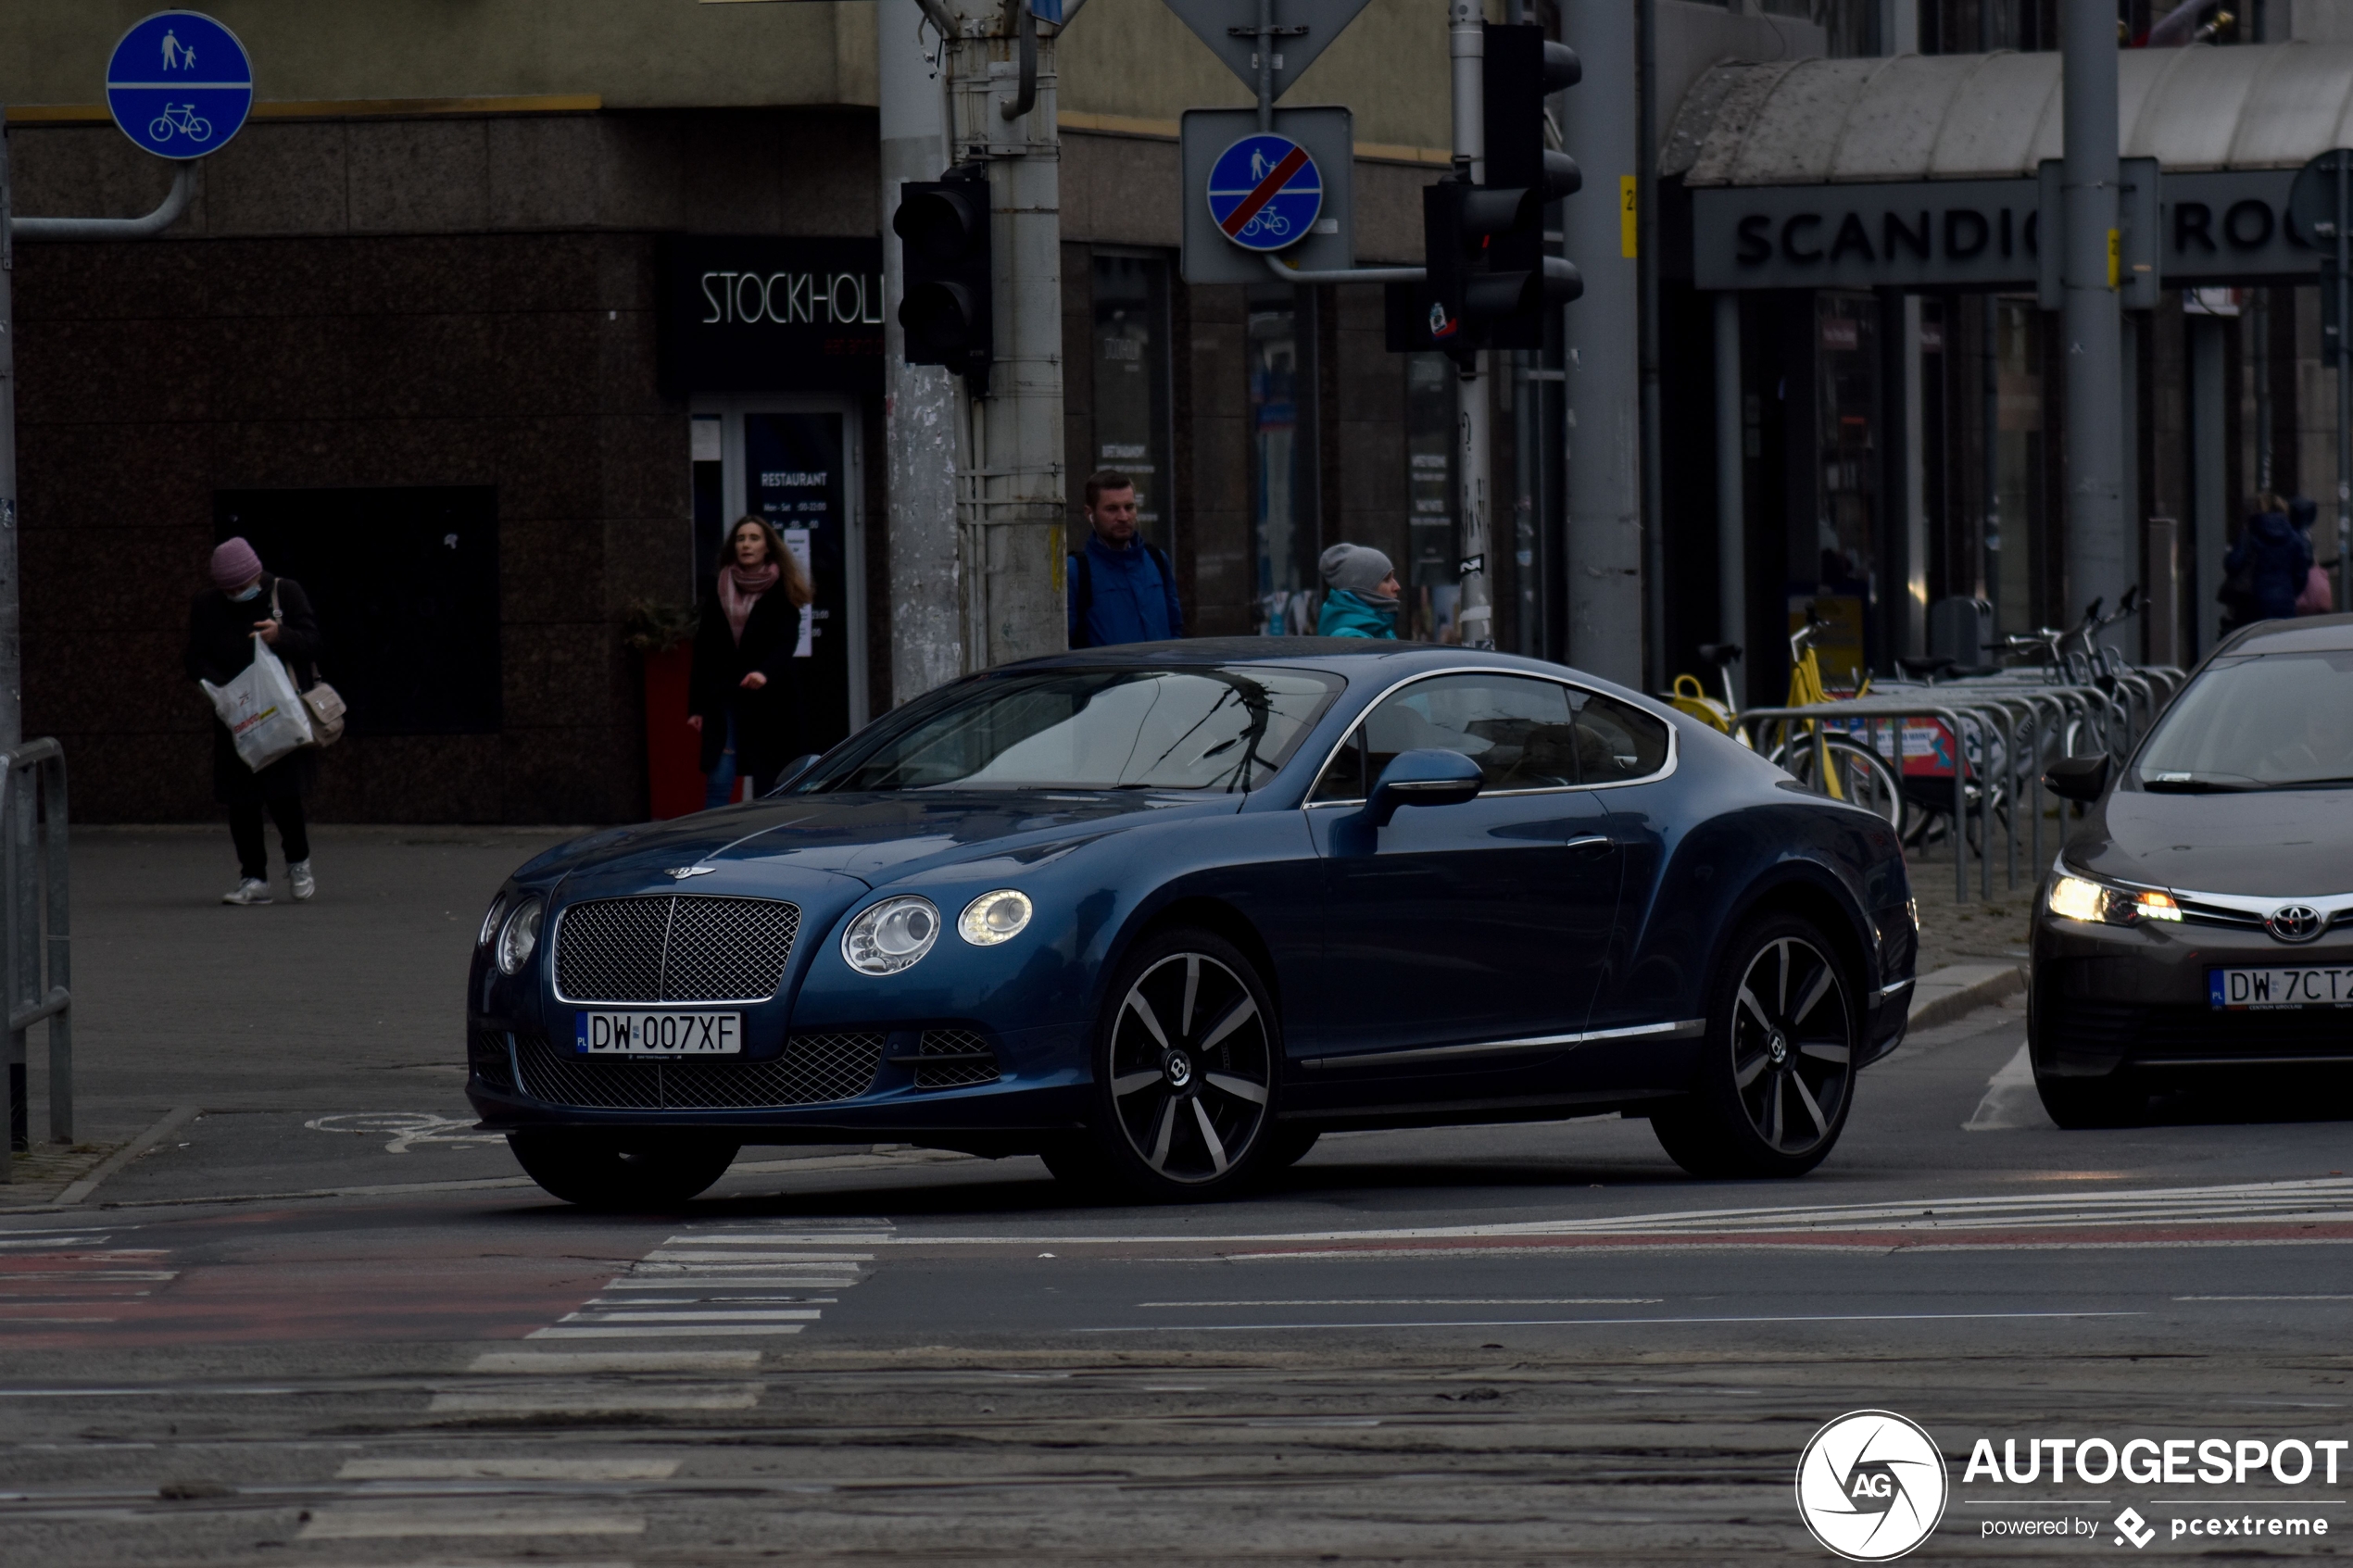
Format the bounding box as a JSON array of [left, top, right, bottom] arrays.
[[2266, 904, 2325, 943]]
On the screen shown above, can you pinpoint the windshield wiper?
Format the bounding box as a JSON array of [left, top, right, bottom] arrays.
[[2264, 775, 2353, 790], [2141, 771, 2261, 793]]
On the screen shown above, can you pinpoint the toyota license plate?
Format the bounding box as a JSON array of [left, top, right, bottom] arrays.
[[2208, 968, 2353, 1010], [574, 1010, 743, 1055]]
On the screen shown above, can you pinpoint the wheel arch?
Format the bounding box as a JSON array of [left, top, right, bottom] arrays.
[[1718, 866, 1876, 1018]]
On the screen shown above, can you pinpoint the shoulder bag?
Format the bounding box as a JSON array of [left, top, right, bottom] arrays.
[[273, 580, 348, 746]]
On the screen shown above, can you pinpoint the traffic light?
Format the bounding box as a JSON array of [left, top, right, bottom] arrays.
[[892, 168, 993, 383], [1416, 23, 1581, 358]]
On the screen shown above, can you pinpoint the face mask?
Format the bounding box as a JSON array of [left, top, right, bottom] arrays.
[[229, 583, 263, 602]]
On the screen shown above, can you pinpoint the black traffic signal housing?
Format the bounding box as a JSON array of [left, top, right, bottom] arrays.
[[893, 166, 993, 383], [1405, 23, 1582, 359]]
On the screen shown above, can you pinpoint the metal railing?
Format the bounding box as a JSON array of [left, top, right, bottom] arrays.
[[0, 739, 69, 1183], [1735, 666, 2180, 905]]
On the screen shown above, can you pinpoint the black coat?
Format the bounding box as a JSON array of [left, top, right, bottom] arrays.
[[185, 574, 322, 806], [687, 589, 807, 779]]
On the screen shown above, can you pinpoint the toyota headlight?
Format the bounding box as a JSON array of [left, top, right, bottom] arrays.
[[958, 889, 1033, 947], [496, 897, 545, 974], [843, 896, 940, 975], [477, 892, 508, 947], [2047, 872, 2181, 926]]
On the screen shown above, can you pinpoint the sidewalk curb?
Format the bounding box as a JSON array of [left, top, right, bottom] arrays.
[[1905, 962, 2027, 1033], [56, 1105, 202, 1206]]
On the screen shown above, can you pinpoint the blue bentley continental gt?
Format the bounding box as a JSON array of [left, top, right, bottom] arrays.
[[465, 641, 1918, 1207]]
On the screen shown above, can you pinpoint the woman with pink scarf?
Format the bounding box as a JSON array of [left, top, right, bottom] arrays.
[[687, 515, 814, 807]]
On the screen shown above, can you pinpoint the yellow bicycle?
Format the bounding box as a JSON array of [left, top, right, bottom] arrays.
[[1668, 608, 1906, 833]]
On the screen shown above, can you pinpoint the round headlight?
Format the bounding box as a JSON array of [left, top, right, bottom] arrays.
[[958, 889, 1033, 947], [477, 893, 508, 948], [842, 896, 939, 976], [496, 897, 544, 975]]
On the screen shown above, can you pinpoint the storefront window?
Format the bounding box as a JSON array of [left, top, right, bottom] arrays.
[[691, 414, 724, 599], [1250, 295, 1313, 633], [1405, 352, 1456, 642], [1994, 297, 2045, 636], [1090, 255, 1174, 552], [1805, 293, 1879, 687]]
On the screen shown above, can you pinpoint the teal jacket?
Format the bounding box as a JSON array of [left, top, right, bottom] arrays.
[[1317, 589, 1399, 639]]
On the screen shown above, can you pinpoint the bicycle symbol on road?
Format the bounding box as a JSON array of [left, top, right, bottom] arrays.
[[146, 103, 214, 144]]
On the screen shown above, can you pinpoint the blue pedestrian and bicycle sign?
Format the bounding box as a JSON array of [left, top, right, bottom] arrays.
[[1205, 134, 1322, 252], [106, 11, 254, 160]]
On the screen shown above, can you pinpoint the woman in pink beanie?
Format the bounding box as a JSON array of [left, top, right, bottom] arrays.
[[184, 537, 325, 904]]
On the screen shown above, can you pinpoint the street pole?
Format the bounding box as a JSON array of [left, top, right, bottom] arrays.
[[1634, 0, 1664, 690], [1449, 0, 1493, 651], [881, 0, 967, 702], [945, 0, 1066, 670], [0, 119, 19, 754], [1558, 0, 1640, 686], [2061, 0, 2126, 642], [2338, 156, 2351, 611]]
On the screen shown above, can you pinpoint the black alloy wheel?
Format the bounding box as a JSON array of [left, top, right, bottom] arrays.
[[1653, 915, 1857, 1178], [508, 1130, 741, 1210], [1077, 929, 1279, 1200]]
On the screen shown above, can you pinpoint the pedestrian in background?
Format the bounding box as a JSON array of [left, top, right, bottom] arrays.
[[1316, 544, 1402, 639], [1067, 470, 1183, 647], [2289, 495, 2335, 615], [688, 515, 812, 807], [185, 537, 322, 905], [2222, 495, 2312, 629]]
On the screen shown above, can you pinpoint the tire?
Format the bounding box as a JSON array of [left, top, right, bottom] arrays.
[[1777, 735, 1906, 838], [2033, 1072, 2146, 1129], [508, 1130, 739, 1210], [1075, 927, 1283, 1201], [1652, 914, 1858, 1179]]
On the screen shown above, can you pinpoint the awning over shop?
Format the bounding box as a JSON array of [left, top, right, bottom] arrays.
[[1666, 42, 2353, 187]]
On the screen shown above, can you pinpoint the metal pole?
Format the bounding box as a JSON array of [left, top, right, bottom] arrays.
[[1256, 0, 1275, 132], [43, 757, 66, 1144], [1634, 0, 1664, 689], [882, 0, 967, 704], [2061, 0, 2126, 638], [1712, 292, 1745, 693], [1451, 0, 1495, 651], [1, 115, 22, 756], [2338, 157, 2351, 611], [1559, 0, 1641, 684], [948, 0, 1067, 670]]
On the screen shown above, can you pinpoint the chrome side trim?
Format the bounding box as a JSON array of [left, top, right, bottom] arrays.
[[1870, 976, 1916, 1005], [1302, 1017, 1705, 1071], [1299, 666, 1680, 808]]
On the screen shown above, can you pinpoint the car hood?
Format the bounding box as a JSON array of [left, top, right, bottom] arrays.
[[2071, 785, 2353, 897], [518, 791, 1243, 892]]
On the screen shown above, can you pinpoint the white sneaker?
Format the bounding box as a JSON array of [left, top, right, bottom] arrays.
[[221, 878, 273, 906], [288, 859, 316, 902]]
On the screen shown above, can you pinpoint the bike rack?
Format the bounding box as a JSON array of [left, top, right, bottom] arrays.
[[0, 739, 70, 1184]]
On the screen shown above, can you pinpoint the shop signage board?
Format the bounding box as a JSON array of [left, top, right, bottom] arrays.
[[1691, 167, 2320, 293], [106, 11, 253, 159], [1179, 107, 1353, 284], [657, 236, 886, 395]]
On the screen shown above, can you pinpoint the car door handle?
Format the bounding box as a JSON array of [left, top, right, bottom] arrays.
[[1565, 834, 1614, 857]]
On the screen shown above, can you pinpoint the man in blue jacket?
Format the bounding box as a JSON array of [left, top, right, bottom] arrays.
[[1068, 470, 1184, 647]]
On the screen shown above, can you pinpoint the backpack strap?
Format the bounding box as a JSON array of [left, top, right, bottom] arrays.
[[1067, 550, 1094, 647]]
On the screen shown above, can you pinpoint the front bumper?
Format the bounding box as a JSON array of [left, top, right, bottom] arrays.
[[2030, 908, 2353, 1077]]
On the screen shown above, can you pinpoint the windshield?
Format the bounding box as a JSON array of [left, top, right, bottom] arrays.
[[2135, 650, 2353, 790], [801, 667, 1345, 793]]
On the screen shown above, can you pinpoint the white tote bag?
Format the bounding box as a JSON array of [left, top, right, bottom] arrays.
[[202, 633, 316, 772]]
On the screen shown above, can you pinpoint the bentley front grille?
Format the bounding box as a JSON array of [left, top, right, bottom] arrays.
[[554, 895, 800, 1004]]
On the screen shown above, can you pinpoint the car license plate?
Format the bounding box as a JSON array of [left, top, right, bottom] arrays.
[[2208, 968, 2353, 1010], [574, 1010, 742, 1055]]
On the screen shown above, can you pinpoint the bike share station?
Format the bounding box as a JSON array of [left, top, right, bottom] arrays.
[[0, 9, 254, 1176], [1667, 46, 2353, 903]]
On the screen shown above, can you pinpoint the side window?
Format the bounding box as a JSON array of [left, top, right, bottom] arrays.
[[1309, 726, 1365, 802], [1570, 688, 1671, 782], [1362, 673, 1580, 793]]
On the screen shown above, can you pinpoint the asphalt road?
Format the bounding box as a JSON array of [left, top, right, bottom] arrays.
[[5, 829, 2353, 1563]]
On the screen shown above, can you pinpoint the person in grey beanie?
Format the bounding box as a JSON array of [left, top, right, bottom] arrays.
[[1316, 544, 1402, 638]]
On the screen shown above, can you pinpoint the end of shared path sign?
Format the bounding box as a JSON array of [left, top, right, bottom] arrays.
[[106, 10, 254, 161]]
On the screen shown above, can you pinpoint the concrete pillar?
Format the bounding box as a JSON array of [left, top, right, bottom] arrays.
[[1560, 0, 1642, 686], [880, 0, 965, 704], [2061, 0, 2127, 647], [2189, 313, 2227, 658], [1712, 292, 1746, 697], [1900, 295, 1928, 657]]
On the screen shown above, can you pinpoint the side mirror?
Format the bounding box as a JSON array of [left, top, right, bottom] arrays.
[[1365, 748, 1483, 828], [764, 753, 824, 795], [2044, 754, 2110, 804]]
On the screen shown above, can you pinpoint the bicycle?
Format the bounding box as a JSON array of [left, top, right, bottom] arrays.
[[1668, 606, 1906, 834], [146, 103, 213, 144]]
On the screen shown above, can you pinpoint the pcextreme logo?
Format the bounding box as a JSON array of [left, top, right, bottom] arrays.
[[1797, 1410, 1952, 1562]]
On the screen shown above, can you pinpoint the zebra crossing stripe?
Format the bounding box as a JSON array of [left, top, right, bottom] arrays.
[[525, 1218, 889, 1341]]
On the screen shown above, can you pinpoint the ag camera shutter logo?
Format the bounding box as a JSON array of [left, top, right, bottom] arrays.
[[1795, 1410, 1949, 1561]]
